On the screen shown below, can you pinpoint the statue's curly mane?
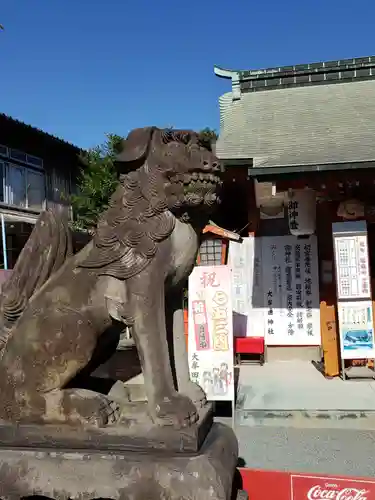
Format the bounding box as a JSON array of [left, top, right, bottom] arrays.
[[79, 126, 220, 280], [79, 167, 176, 280]]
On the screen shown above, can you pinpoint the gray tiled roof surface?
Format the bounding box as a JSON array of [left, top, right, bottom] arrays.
[[216, 80, 375, 168]]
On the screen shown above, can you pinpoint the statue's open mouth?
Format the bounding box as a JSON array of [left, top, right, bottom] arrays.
[[170, 171, 222, 187], [167, 171, 222, 209]]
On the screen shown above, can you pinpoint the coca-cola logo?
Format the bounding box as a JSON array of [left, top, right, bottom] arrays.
[[307, 484, 368, 500]]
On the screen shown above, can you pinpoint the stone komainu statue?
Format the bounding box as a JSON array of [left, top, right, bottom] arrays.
[[0, 127, 222, 429]]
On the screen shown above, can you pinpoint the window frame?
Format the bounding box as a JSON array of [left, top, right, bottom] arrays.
[[26, 154, 44, 169], [198, 238, 223, 266], [0, 145, 9, 158], [9, 148, 27, 164], [2, 161, 46, 211], [3, 148, 44, 170], [0, 161, 5, 203]]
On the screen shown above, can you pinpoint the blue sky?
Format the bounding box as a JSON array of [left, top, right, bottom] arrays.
[[1, 0, 374, 149]]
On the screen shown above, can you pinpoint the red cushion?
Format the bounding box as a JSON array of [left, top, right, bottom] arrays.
[[234, 336, 264, 354]]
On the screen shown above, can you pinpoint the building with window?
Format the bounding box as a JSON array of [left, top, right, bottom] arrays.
[[0, 113, 81, 269], [214, 55, 375, 372]]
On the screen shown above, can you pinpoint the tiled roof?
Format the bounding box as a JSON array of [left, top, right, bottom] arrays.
[[215, 79, 375, 168], [0, 113, 81, 151], [214, 56, 375, 169]]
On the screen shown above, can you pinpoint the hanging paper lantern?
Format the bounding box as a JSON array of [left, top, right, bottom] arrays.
[[288, 189, 316, 236]]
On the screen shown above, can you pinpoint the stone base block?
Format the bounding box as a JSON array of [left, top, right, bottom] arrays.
[[0, 422, 240, 499], [0, 403, 213, 455]]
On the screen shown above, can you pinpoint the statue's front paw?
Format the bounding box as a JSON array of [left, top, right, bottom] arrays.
[[49, 389, 122, 428], [151, 392, 198, 428], [182, 381, 207, 408]]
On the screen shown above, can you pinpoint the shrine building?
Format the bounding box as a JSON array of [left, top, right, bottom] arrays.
[[214, 55, 375, 376]]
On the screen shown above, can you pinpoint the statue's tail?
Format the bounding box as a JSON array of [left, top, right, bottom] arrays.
[[0, 210, 73, 348]]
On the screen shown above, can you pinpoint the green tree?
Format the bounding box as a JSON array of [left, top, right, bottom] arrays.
[[198, 127, 218, 149], [165, 126, 218, 148], [70, 133, 123, 231]]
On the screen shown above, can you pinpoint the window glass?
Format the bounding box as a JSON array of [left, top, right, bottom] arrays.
[[0, 162, 4, 202], [27, 154, 43, 169], [9, 149, 27, 163], [27, 170, 45, 210], [199, 238, 222, 266], [7, 164, 26, 207]]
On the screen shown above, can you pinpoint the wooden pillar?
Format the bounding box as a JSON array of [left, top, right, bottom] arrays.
[[320, 299, 340, 377], [247, 178, 259, 236]]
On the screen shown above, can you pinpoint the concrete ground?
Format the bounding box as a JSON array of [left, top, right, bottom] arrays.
[[97, 350, 375, 478], [236, 360, 375, 427], [213, 421, 375, 478], [216, 359, 375, 478]]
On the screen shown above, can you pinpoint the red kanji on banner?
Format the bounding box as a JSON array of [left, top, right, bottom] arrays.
[[200, 271, 220, 288], [192, 300, 210, 351]]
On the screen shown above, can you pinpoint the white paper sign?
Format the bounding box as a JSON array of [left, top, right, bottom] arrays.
[[338, 301, 375, 359], [260, 235, 321, 346], [188, 265, 235, 402], [228, 237, 265, 338], [334, 234, 371, 300]]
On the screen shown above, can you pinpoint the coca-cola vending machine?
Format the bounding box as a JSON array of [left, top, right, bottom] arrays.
[[239, 469, 375, 500], [291, 475, 375, 500]]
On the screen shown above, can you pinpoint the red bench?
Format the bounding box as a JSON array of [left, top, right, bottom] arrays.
[[234, 336, 265, 365]]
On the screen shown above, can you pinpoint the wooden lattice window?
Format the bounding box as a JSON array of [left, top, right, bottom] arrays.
[[198, 238, 223, 266]]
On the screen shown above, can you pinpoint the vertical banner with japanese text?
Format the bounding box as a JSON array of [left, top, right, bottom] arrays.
[[228, 237, 265, 338], [261, 235, 321, 346], [188, 265, 235, 402], [333, 222, 371, 301], [333, 221, 375, 361]]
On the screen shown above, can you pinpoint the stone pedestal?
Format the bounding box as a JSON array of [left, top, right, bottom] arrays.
[[0, 423, 244, 500]]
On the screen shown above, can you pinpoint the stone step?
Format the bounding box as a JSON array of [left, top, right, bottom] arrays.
[[237, 380, 375, 412], [235, 408, 375, 429]]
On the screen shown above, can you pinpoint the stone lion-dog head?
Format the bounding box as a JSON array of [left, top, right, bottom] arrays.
[[80, 127, 222, 279], [115, 127, 222, 219]]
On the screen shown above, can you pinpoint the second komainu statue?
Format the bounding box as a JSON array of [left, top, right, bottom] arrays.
[[0, 127, 222, 429]]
